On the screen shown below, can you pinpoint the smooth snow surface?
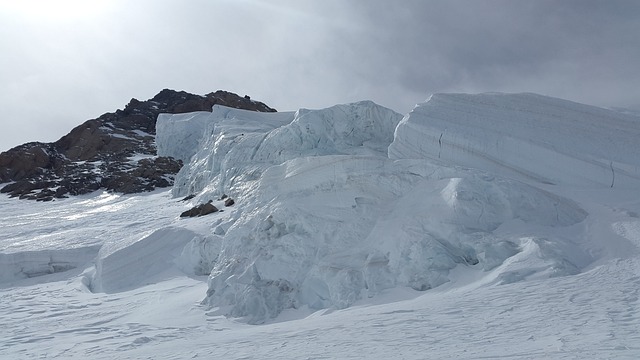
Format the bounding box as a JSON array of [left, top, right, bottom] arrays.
[[2, 93, 640, 358]]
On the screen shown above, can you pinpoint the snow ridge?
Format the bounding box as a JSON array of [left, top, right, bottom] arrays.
[[389, 93, 640, 188]]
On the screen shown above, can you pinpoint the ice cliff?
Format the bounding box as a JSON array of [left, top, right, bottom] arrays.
[[154, 93, 637, 323], [162, 101, 401, 198]]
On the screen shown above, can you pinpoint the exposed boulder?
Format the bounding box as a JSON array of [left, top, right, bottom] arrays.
[[224, 198, 235, 207], [199, 203, 218, 216], [180, 202, 219, 218]]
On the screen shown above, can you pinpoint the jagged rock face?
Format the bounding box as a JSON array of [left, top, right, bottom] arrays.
[[0, 142, 60, 182], [0, 89, 276, 201]]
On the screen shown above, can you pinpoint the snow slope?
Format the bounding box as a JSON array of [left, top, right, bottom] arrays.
[[2, 93, 640, 358]]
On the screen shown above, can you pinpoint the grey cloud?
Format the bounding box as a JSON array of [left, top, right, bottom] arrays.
[[1, 0, 639, 151], [339, 0, 640, 107]]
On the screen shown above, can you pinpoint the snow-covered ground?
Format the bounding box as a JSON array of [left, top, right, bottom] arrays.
[[2, 93, 640, 359]]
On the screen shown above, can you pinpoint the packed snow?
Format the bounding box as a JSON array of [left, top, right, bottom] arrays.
[[2, 93, 640, 358]]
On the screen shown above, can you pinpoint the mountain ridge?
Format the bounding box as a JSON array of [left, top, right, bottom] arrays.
[[0, 89, 276, 201]]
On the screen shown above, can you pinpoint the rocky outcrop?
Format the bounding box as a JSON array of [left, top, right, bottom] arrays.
[[101, 157, 184, 194], [0, 89, 276, 201], [0, 142, 62, 182]]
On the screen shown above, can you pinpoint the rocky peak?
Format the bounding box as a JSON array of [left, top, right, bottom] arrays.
[[0, 89, 276, 201]]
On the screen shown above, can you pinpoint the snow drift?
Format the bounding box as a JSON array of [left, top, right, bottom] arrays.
[[92, 226, 203, 293]]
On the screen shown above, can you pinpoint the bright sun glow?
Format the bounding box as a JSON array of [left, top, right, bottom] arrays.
[[1, 0, 111, 21]]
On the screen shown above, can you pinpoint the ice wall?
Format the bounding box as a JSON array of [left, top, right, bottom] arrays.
[[156, 111, 214, 163], [389, 93, 640, 188], [169, 101, 403, 198]]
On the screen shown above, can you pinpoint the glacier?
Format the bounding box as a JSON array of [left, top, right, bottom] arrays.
[[2, 92, 640, 358], [153, 94, 626, 323]]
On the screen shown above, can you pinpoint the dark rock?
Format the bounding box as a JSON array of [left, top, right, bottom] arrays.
[[19, 193, 37, 200], [180, 207, 199, 218], [181, 194, 196, 202], [1, 89, 276, 200], [224, 198, 235, 207], [180, 202, 219, 218], [0, 142, 59, 182], [55, 187, 68, 198], [199, 202, 218, 216], [101, 156, 183, 194], [1, 180, 37, 195]]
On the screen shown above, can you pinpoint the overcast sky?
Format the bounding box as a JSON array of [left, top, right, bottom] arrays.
[[1, 0, 639, 151]]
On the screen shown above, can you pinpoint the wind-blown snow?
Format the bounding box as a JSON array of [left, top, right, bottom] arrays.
[[389, 93, 640, 188], [2, 93, 640, 358]]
